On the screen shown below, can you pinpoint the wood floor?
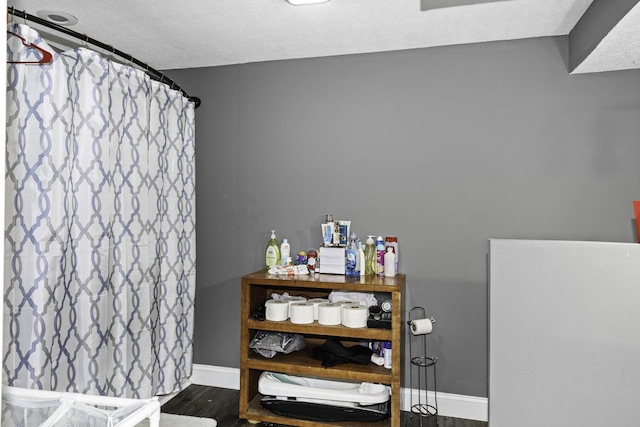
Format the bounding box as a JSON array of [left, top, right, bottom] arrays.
[[161, 384, 487, 427]]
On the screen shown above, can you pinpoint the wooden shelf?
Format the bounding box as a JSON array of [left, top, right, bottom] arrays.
[[240, 270, 405, 427], [247, 318, 394, 340], [245, 393, 393, 427], [241, 270, 405, 292], [245, 343, 393, 383]]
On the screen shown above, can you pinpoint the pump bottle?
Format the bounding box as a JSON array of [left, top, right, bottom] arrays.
[[265, 230, 280, 268]]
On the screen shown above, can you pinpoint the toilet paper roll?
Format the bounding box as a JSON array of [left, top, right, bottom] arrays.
[[342, 304, 369, 328], [409, 318, 433, 335], [307, 298, 330, 320], [317, 303, 342, 325], [285, 296, 307, 317], [265, 299, 289, 321], [339, 300, 359, 317], [289, 302, 315, 324]]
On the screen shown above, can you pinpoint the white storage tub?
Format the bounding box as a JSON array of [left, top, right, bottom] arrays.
[[2, 385, 161, 427]]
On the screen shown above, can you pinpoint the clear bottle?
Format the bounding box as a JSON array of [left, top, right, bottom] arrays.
[[375, 236, 385, 276], [280, 238, 290, 266], [345, 233, 358, 277], [265, 230, 280, 268], [364, 235, 376, 275]]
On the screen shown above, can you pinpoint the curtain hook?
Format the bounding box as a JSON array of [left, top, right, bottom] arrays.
[[104, 45, 115, 62]]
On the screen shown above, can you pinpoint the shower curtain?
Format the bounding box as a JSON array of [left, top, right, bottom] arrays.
[[4, 24, 196, 398]]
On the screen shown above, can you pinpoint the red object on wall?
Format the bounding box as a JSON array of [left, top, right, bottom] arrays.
[[634, 201, 640, 243]]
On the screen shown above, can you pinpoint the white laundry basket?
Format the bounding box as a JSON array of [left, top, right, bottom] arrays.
[[1, 385, 160, 427]]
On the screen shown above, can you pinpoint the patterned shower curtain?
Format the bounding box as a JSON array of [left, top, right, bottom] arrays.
[[4, 24, 196, 398]]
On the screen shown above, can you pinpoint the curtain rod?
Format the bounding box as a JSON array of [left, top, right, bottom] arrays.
[[8, 7, 201, 109]]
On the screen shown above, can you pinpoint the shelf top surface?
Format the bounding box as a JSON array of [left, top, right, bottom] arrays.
[[246, 318, 394, 340], [243, 270, 405, 290]]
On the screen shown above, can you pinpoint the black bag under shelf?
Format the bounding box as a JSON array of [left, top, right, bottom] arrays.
[[260, 396, 389, 422]]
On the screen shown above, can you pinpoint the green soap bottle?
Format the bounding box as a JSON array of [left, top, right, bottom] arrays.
[[265, 230, 281, 268], [364, 235, 376, 275]]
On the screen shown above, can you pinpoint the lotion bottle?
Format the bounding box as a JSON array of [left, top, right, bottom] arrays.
[[384, 247, 396, 277], [280, 239, 290, 266], [265, 230, 280, 268], [357, 241, 365, 277], [384, 236, 399, 274]]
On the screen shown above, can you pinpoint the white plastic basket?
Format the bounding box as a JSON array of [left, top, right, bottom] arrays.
[[1, 385, 160, 427]]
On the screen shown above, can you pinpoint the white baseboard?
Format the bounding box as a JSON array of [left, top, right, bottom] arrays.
[[190, 364, 488, 422], [401, 387, 488, 422], [191, 364, 240, 390]]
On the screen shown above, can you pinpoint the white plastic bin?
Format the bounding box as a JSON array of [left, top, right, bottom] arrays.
[[2, 385, 160, 427]]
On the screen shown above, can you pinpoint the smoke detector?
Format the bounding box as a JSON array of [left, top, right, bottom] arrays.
[[36, 10, 78, 26]]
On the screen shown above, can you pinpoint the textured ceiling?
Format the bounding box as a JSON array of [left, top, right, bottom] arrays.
[[6, 0, 640, 74], [571, 2, 640, 73]]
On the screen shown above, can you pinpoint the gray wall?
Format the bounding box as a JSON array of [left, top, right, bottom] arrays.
[[489, 240, 640, 426], [166, 36, 640, 398]]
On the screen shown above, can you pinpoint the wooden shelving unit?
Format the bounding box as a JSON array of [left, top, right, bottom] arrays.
[[239, 270, 406, 427]]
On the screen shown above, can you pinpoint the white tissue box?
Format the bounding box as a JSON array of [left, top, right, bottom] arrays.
[[319, 247, 345, 275]]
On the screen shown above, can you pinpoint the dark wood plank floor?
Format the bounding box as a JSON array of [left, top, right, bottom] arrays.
[[161, 384, 487, 427]]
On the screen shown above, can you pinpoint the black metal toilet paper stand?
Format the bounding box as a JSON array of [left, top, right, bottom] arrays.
[[407, 306, 439, 426]]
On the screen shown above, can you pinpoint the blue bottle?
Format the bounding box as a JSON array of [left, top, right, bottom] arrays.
[[345, 233, 359, 277], [375, 236, 385, 276]]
